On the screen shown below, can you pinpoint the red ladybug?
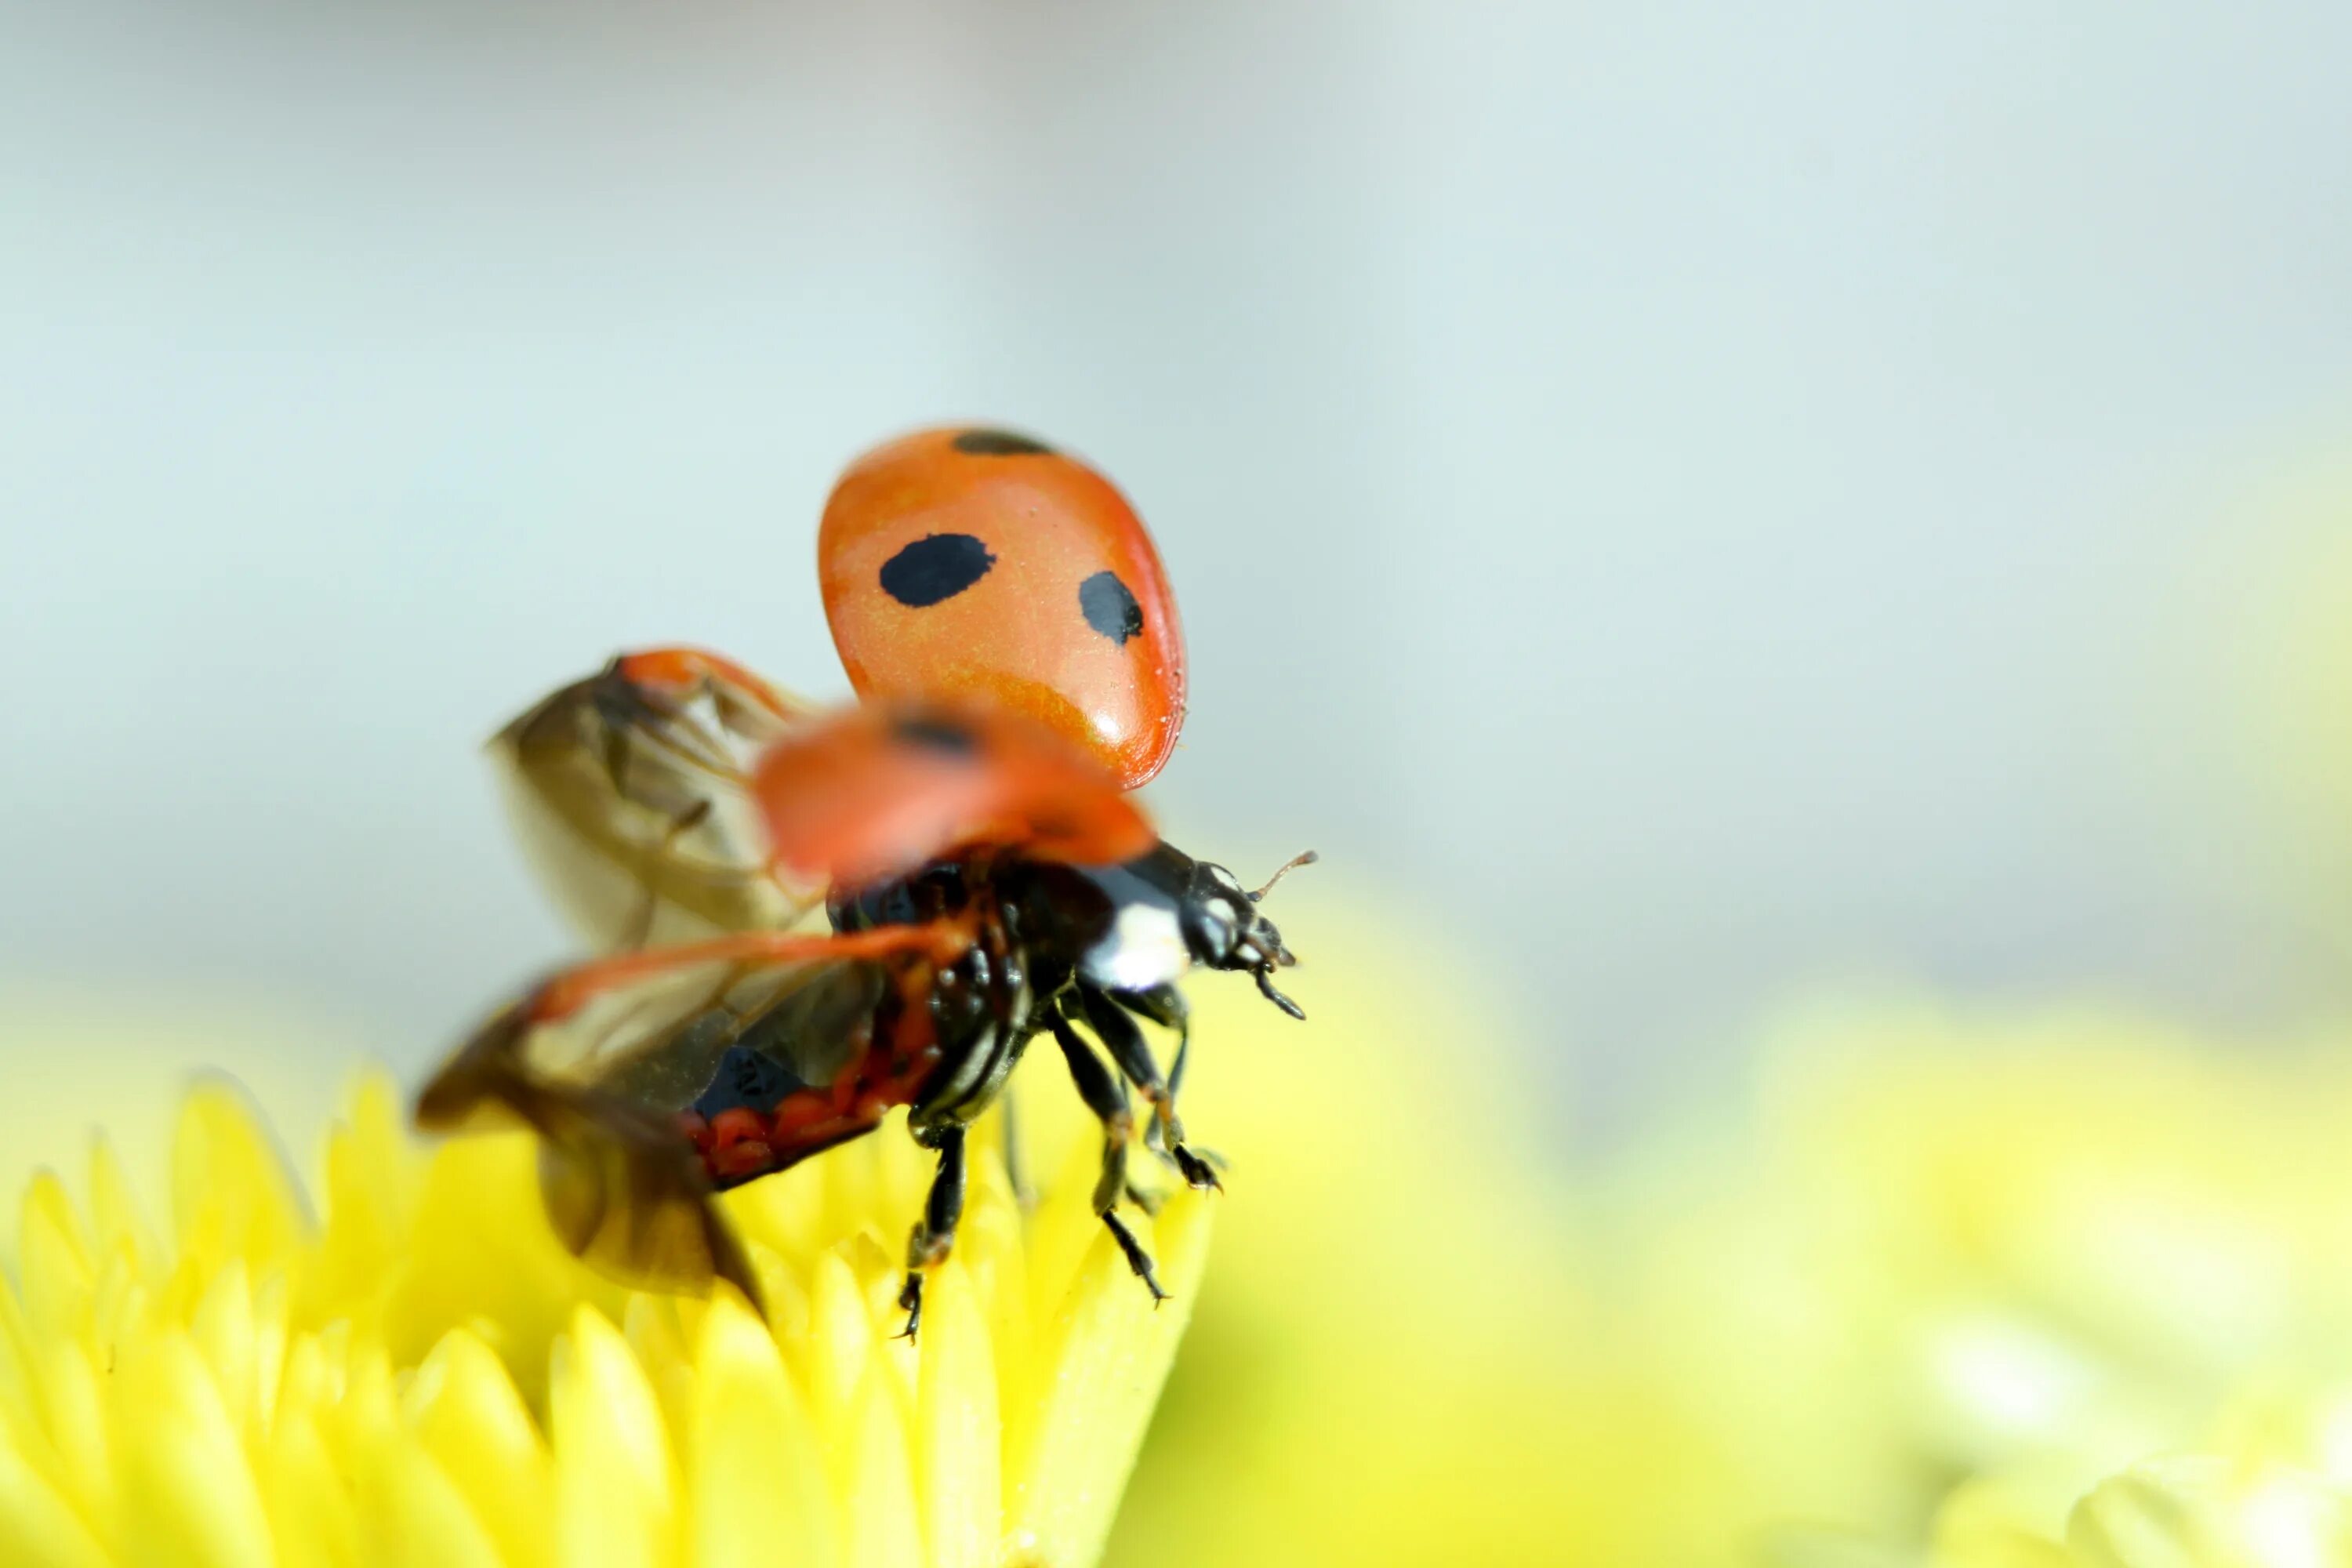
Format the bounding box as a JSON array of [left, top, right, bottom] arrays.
[[422, 428, 1307, 1337], [423, 699, 1308, 1332]]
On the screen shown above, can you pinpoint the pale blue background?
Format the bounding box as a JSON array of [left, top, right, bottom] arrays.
[[5, 0, 2351, 1127]]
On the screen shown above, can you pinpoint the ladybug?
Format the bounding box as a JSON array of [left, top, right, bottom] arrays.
[[422, 426, 1308, 1336], [420, 699, 1310, 1334], [820, 426, 1185, 790]]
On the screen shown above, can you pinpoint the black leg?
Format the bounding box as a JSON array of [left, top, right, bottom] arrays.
[[895, 1126, 968, 1341], [1114, 982, 1191, 1078], [1089, 987, 1221, 1192], [1049, 1016, 1170, 1305]]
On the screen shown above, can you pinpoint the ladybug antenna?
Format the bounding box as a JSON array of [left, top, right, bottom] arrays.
[[1248, 849, 1319, 904], [1254, 965, 1306, 1021]]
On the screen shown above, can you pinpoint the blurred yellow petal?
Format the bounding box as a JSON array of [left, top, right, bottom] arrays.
[[688, 1289, 837, 1568], [914, 1259, 1000, 1568], [842, 1370, 925, 1568], [1012, 1191, 1211, 1568], [0, 1430, 107, 1568], [17, 1176, 93, 1349], [30, 1337, 108, 1529], [113, 1330, 275, 1568], [803, 1249, 883, 1439], [0, 1051, 1210, 1566], [2066, 1457, 2352, 1568], [407, 1328, 557, 1568], [552, 1305, 678, 1568], [355, 1437, 507, 1568], [172, 1083, 307, 1285], [259, 1404, 361, 1568]]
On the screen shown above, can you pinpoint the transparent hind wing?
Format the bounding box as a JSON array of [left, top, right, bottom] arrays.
[[491, 650, 824, 948], [416, 924, 968, 1294]]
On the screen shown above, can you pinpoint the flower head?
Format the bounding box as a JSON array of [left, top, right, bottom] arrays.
[[0, 1075, 1208, 1567]]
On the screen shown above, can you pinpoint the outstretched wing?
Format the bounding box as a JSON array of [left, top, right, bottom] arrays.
[[417, 927, 958, 1296], [492, 648, 822, 949]]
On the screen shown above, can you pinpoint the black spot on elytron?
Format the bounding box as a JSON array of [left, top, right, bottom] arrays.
[[1078, 570, 1145, 646], [951, 428, 1054, 457], [889, 714, 980, 756], [879, 532, 996, 608]]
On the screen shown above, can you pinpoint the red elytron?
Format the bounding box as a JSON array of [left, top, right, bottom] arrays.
[[750, 699, 1157, 891], [820, 426, 1187, 790]]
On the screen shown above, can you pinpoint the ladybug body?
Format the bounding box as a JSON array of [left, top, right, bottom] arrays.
[[820, 426, 1186, 789], [422, 426, 1306, 1337], [423, 702, 1303, 1330]]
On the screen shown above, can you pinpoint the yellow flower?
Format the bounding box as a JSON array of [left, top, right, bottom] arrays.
[[1627, 996, 2352, 1565], [0, 1074, 1209, 1568], [1101, 902, 2352, 1566], [1939, 1458, 2352, 1567]]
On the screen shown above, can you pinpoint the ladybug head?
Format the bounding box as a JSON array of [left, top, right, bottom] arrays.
[[1178, 851, 1315, 1019]]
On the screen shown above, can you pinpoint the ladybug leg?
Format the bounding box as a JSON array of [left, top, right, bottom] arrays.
[[978, 911, 1037, 1210], [895, 1125, 968, 1341], [1083, 987, 1222, 1193], [1119, 1178, 1167, 1218], [1047, 1016, 1170, 1307]]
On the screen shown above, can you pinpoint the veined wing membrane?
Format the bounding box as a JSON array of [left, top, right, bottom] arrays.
[[492, 652, 822, 948], [419, 949, 898, 1298]]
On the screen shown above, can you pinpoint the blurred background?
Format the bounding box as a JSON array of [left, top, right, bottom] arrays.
[[8, 0, 2352, 1127], [13, 3, 2352, 1564]]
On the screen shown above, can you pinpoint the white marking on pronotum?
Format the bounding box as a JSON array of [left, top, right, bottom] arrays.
[[1083, 900, 1190, 993]]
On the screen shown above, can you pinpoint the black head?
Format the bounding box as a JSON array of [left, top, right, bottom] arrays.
[[1177, 851, 1315, 1019]]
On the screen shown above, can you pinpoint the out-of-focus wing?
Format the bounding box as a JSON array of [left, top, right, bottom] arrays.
[[750, 699, 1158, 894], [417, 949, 896, 1296], [491, 648, 822, 949]]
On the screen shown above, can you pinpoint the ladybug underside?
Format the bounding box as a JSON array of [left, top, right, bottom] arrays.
[[426, 840, 1299, 1338]]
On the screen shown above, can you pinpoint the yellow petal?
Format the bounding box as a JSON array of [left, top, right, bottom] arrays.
[[112, 1329, 275, 1568], [86, 1134, 160, 1284], [308, 1073, 416, 1334], [553, 1304, 677, 1568], [172, 1083, 308, 1283], [626, 1294, 697, 1457], [29, 1335, 110, 1526], [408, 1327, 557, 1568], [257, 1403, 361, 1568], [0, 1275, 45, 1442], [354, 1435, 509, 1568], [0, 1426, 108, 1568], [17, 1174, 93, 1349], [913, 1258, 1001, 1568], [803, 1251, 880, 1443], [688, 1290, 837, 1568], [189, 1259, 261, 1443], [2066, 1457, 2352, 1568], [840, 1367, 924, 1568], [1011, 1191, 1212, 1568], [5, 1062, 1217, 1568]]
